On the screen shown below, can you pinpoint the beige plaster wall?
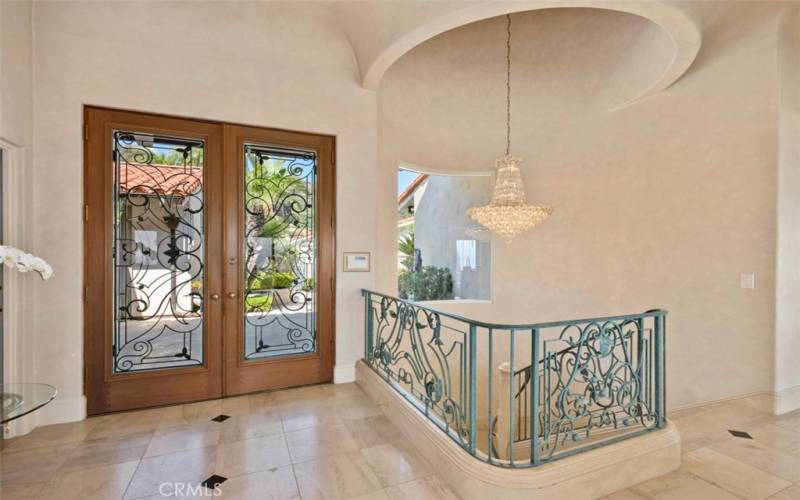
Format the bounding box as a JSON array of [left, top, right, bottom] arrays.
[[0, 0, 37, 435], [0, 0, 33, 146], [377, 6, 784, 409], [30, 0, 376, 423], [9, 0, 795, 429], [775, 5, 800, 412]]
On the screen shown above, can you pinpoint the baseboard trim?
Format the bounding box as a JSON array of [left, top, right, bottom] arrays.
[[36, 394, 86, 427], [774, 385, 800, 415], [668, 387, 800, 417], [333, 363, 355, 383], [4, 394, 86, 439]]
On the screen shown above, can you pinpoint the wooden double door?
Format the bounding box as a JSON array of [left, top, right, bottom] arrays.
[[84, 107, 335, 414]]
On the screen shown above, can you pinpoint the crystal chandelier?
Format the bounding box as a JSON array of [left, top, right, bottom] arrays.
[[468, 14, 553, 243]]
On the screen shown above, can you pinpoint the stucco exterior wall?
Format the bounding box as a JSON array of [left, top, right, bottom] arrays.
[[413, 174, 492, 300]]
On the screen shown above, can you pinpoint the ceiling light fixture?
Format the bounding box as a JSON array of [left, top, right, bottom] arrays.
[[468, 14, 553, 243]]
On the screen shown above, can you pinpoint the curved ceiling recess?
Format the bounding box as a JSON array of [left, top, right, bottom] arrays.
[[348, 1, 701, 108]]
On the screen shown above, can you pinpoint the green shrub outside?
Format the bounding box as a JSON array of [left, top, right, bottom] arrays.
[[251, 271, 296, 290], [398, 266, 453, 301], [245, 294, 274, 313]]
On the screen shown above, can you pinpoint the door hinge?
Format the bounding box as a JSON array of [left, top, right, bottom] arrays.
[[330, 214, 334, 228], [84, 204, 89, 222], [84, 123, 89, 141], [330, 147, 335, 166], [83, 285, 88, 302], [330, 277, 334, 293]]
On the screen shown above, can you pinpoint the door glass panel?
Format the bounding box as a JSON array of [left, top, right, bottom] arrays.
[[243, 145, 316, 360], [113, 131, 205, 372]]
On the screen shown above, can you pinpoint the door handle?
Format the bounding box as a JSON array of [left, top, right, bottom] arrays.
[[227, 292, 237, 299], [227, 258, 236, 265], [210, 293, 220, 300]]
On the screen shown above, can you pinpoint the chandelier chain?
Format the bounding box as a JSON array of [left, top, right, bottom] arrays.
[[506, 14, 512, 157], [467, 12, 553, 243]]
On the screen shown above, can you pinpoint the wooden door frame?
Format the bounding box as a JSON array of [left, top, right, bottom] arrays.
[[84, 106, 225, 414], [222, 124, 336, 395], [83, 105, 336, 414]]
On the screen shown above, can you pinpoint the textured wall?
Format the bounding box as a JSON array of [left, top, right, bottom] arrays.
[[775, 5, 800, 411], [377, 6, 784, 409], [30, 0, 377, 422]]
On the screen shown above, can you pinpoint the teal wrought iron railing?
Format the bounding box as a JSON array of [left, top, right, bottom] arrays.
[[362, 289, 667, 468]]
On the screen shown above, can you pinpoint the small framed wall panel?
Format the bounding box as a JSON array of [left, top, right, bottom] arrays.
[[343, 252, 370, 272]]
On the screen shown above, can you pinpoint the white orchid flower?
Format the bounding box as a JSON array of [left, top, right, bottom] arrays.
[[0, 245, 54, 280]]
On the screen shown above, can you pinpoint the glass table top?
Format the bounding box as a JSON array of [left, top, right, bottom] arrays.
[[1, 383, 57, 424]]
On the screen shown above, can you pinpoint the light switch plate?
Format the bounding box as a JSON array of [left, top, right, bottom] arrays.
[[740, 273, 755, 289]]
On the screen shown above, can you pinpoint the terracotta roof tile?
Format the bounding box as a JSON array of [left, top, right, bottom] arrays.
[[119, 164, 202, 197]]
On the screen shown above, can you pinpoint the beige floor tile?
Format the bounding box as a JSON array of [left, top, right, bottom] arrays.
[[285, 423, 358, 463], [39, 460, 138, 500], [596, 488, 648, 500], [159, 400, 224, 429], [0, 442, 78, 484], [87, 407, 165, 440], [768, 483, 800, 499], [215, 434, 291, 478], [247, 391, 279, 413], [771, 411, 800, 434], [629, 467, 740, 499], [683, 447, 791, 499], [0, 481, 45, 500], [334, 394, 383, 421], [14, 383, 796, 500], [218, 410, 284, 444], [360, 440, 432, 487], [710, 437, 800, 482], [293, 452, 383, 500], [384, 476, 458, 500], [737, 419, 800, 457], [1, 419, 100, 453], [216, 465, 299, 499], [144, 422, 220, 458], [673, 401, 771, 452], [60, 431, 152, 473], [274, 384, 333, 407], [344, 415, 403, 449], [123, 446, 216, 500], [320, 383, 366, 400], [220, 396, 254, 417], [350, 490, 392, 500], [280, 400, 343, 432]]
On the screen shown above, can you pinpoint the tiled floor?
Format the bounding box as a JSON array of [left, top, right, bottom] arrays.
[[602, 398, 800, 500], [1, 385, 799, 500]]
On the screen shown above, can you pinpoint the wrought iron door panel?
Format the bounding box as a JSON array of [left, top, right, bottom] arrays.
[[113, 131, 206, 372], [242, 145, 316, 360]]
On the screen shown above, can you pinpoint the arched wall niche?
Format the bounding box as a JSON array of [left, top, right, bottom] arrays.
[[337, 0, 701, 107], [378, 8, 682, 173]]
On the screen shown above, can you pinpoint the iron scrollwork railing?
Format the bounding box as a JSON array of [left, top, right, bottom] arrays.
[[362, 289, 667, 468], [364, 292, 474, 448]]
